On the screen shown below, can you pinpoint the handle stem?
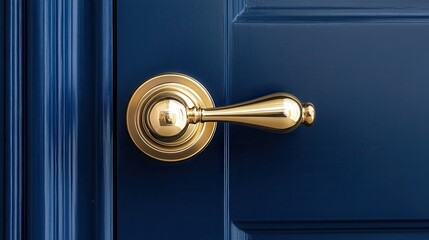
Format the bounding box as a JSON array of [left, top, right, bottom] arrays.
[[190, 93, 314, 133]]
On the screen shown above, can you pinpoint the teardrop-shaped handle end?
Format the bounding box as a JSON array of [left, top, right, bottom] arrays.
[[303, 102, 315, 127]]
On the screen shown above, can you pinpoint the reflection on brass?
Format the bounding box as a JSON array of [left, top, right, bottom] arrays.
[[201, 93, 315, 132], [127, 73, 315, 162], [127, 73, 216, 162]]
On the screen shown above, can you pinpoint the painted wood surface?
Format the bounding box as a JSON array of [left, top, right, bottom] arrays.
[[5, 1, 24, 239], [1, 1, 5, 239], [116, 1, 226, 239], [3, 0, 113, 239], [229, 3, 429, 239], [4, 0, 429, 239], [117, 0, 429, 239]]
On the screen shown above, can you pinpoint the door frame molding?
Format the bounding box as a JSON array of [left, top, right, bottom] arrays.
[[3, 0, 113, 239]]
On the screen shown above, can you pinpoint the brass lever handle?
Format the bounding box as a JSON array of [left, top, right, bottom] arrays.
[[127, 73, 316, 162], [191, 93, 314, 132]]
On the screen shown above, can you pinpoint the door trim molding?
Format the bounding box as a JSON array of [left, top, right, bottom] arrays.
[[3, 1, 113, 239], [5, 1, 25, 239], [232, 220, 429, 238], [235, 5, 429, 23]]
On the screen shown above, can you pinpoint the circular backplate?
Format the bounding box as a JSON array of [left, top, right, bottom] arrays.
[[126, 73, 216, 162]]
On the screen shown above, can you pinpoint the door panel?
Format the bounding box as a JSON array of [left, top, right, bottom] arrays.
[[231, 24, 429, 219], [117, 0, 429, 239], [229, 2, 429, 237]]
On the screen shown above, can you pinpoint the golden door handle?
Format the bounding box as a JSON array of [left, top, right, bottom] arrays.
[[127, 73, 315, 162], [193, 93, 315, 131]]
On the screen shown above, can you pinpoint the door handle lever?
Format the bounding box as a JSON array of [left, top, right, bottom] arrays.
[[188, 93, 314, 131], [127, 73, 315, 162]]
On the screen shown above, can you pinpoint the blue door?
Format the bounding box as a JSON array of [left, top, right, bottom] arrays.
[[4, 0, 429, 240], [117, 1, 429, 239]]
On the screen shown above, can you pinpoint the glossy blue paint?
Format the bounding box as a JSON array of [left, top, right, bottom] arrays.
[[3, 0, 113, 239], [229, 4, 429, 240], [117, 1, 225, 240], [118, 0, 429, 240], [95, 1, 114, 239], [27, 1, 80, 238], [5, 1, 24, 239], [1, 1, 6, 239]]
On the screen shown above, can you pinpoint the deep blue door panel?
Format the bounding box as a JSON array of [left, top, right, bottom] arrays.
[[117, 0, 429, 239], [230, 24, 429, 219], [117, 1, 225, 240], [228, 12, 429, 239]]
